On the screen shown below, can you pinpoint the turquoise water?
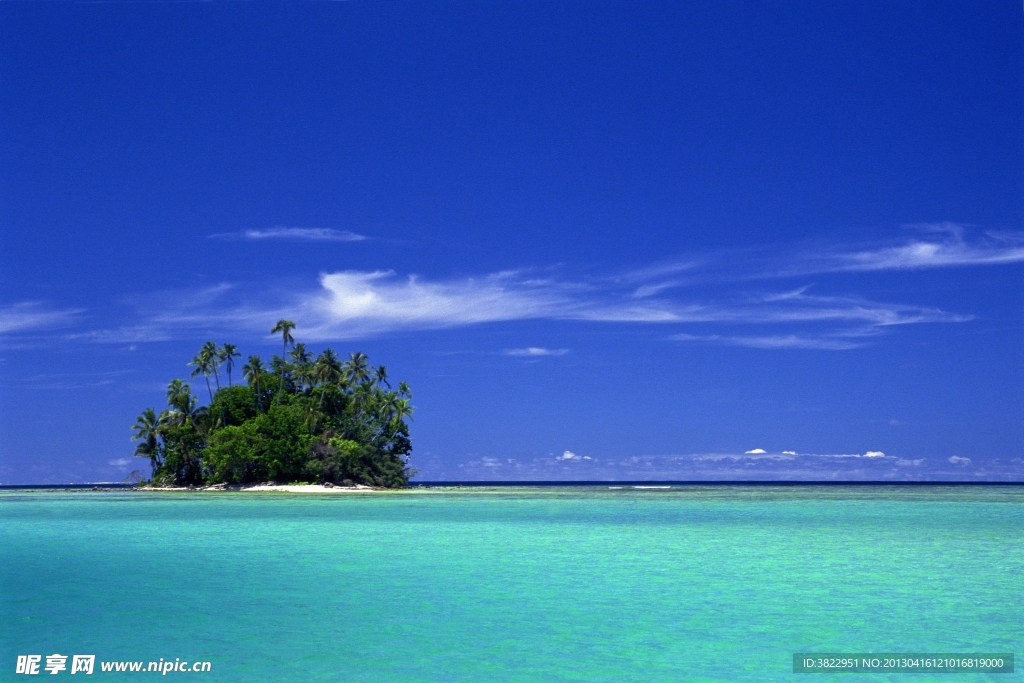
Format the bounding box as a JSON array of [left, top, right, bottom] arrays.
[[1, 486, 1021, 682]]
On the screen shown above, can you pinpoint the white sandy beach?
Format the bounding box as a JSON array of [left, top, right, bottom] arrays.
[[140, 483, 382, 493]]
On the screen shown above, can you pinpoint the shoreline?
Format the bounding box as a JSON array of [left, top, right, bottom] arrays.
[[139, 483, 385, 493], [2, 481, 1021, 494]]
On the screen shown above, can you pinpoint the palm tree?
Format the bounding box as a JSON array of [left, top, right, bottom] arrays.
[[289, 342, 312, 368], [271, 320, 296, 398], [218, 343, 241, 387], [165, 380, 197, 425], [166, 379, 188, 411], [373, 365, 390, 389], [397, 381, 412, 399], [350, 380, 376, 423], [188, 345, 216, 402], [314, 349, 343, 385], [270, 355, 291, 396], [131, 407, 167, 475], [371, 394, 413, 440], [202, 340, 221, 392], [345, 351, 370, 385], [242, 355, 266, 412], [389, 397, 414, 430], [191, 405, 217, 439], [313, 348, 343, 414], [294, 363, 315, 394], [286, 343, 312, 392]]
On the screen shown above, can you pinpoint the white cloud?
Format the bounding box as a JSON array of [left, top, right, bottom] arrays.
[[211, 227, 368, 242], [0, 302, 83, 335], [948, 455, 972, 465], [303, 270, 573, 338], [799, 226, 1024, 274], [289, 270, 969, 341], [673, 332, 866, 351], [697, 450, 895, 462], [63, 228, 1002, 346], [632, 281, 685, 299], [504, 347, 569, 357], [108, 458, 132, 467], [421, 449, 1021, 482], [558, 450, 591, 460]]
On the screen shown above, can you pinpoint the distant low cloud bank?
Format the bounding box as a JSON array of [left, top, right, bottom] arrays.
[[414, 449, 1022, 482]]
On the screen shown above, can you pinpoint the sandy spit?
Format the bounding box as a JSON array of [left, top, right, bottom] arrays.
[[139, 483, 383, 493]]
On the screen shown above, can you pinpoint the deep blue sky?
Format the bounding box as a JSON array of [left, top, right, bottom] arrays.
[[1, 1, 1021, 483]]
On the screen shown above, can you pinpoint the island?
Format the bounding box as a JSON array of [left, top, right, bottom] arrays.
[[131, 320, 414, 488]]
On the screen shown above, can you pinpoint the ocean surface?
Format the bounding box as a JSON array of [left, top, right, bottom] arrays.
[[1, 486, 1021, 682]]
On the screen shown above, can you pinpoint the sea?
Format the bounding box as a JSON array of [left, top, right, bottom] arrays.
[[2, 485, 1021, 682]]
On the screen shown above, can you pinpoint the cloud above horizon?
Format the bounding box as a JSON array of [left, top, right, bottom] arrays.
[[558, 450, 591, 460], [20, 227, 1020, 349], [54, 267, 974, 347], [505, 347, 569, 357], [673, 332, 865, 351], [0, 302, 83, 335], [822, 225, 1024, 272], [210, 227, 369, 242], [289, 270, 968, 343], [418, 449, 1021, 482], [632, 225, 1024, 283]]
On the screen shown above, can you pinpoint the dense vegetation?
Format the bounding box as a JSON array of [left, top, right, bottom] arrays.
[[131, 320, 414, 488]]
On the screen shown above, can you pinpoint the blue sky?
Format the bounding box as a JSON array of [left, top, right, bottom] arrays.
[[1, 1, 1021, 483]]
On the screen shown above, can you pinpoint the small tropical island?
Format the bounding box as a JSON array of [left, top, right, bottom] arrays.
[[131, 320, 415, 488]]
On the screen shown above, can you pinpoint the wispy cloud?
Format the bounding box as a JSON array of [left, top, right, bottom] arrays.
[[629, 225, 1024, 284], [504, 347, 569, 357], [794, 225, 1024, 274], [289, 270, 967, 341], [67, 284, 260, 344], [210, 227, 369, 242], [673, 332, 865, 351], [0, 302, 83, 335], [48, 226, 1019, 348], [20, 370, 133, 390], [297, 270, 583, 338], [64, 267, 973, 348]]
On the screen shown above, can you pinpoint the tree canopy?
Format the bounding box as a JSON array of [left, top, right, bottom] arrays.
[[131, 327, 415, 488]]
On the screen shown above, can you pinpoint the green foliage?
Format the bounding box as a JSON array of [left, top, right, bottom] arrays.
[[132, 328, 414, 488], [210, 385, 259, 427], [156, 421, 206, 486]]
